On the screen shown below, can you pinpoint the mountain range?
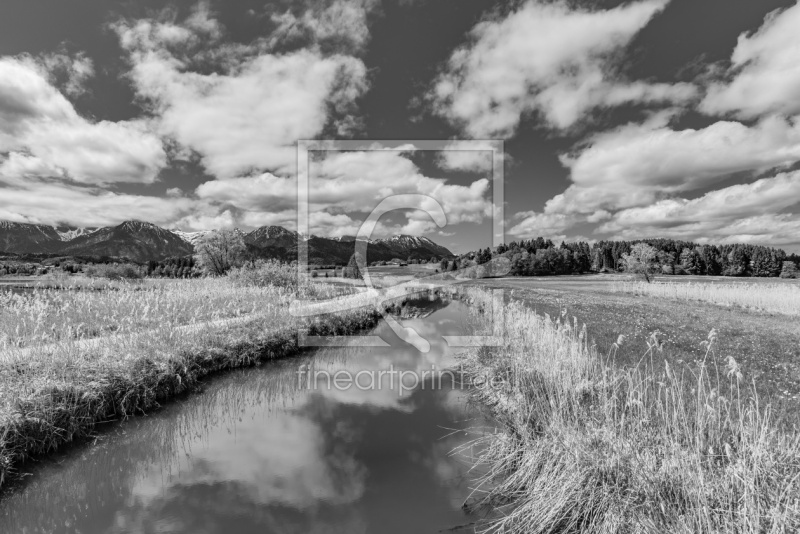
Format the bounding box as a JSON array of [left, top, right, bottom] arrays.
[[0, 220, 454, 264]]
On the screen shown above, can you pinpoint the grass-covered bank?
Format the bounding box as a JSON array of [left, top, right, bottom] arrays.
[[471, 277, 800, 405], [0, 263, 384, 492], [459, 287, 800, 533]]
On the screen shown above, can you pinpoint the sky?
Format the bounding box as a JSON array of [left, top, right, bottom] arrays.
[[1, 0, 800, 253]]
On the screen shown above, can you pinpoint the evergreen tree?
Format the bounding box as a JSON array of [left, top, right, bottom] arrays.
[[602, 246, 615, 272], [343, 252, 364, 280], [679, 248, 698, 275], [724, 246, 748, 276]]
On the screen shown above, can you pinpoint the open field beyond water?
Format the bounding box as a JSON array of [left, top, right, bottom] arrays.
[[471, 275, 800, 405]]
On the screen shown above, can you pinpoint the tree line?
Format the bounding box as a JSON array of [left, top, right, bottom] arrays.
[[145, 256, 199, 278], [457, 238, 800, 278]]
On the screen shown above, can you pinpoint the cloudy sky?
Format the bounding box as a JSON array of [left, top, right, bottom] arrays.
[[1, 0, 800, 252]]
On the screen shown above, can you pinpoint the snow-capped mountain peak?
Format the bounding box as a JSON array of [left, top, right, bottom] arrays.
[[56, 227, 97, 241], [173, 230, 212, 247], [379, 235, 435, 247], [336, 235, 373, 243]]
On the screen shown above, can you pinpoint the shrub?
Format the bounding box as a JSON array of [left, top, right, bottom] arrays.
[[84, 263, 143, 280], [780, 261, 799, 279], [227, 260, 298, 290]]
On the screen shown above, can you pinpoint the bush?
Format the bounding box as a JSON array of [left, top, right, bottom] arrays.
[[780, 261, 799, 279], [311, 270, 319, 278], [84, 263, 143, 280], [227, 260, 298, 290]]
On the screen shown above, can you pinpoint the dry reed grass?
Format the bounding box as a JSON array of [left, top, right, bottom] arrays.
[[459, 287, 800, 533], [0, 278, 293, 349], [618, 280, 800, 316]]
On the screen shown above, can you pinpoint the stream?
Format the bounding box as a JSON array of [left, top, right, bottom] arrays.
[[0, 296, 492, 534]]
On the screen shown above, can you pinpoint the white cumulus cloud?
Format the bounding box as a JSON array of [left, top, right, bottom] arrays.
[[112, 2, 370, 179], [701, 2, 800, 119], [550, 114, 800, 215], [432, 0, 696, 135], [0, 56, 166, 185], [599, 171, 800, 236], [508, 211, 578, 240], [193, 149, 492, 237]]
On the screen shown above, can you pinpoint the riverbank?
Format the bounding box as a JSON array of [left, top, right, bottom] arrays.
[[458, 286, 800, 533], [472, 277, 800, 406], [0, 272, 384, 492]]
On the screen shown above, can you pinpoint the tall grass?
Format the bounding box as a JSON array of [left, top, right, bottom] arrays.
[[460, 287, 800, 533], [618, 280, 800, 316], [0, 264, 376, 490], [0, 278, 296, 349], [227, 260, 300, 290]]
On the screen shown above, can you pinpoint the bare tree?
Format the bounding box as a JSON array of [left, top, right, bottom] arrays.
[[195, 229, 246, 275], [621, 243, 659, 283]]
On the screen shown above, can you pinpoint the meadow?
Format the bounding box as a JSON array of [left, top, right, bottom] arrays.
[[474, 276, 800, 405], [459, 285, 800, 533]]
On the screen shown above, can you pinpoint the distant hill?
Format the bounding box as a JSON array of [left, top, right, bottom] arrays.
[[243, 228, 454, 265], [0, 220, 454, 264], [374, 235, 452, 259], [302, 234, 452, 265], [244, 226, 298, 249], [58, 221, 194, 262], [0, 221, 64, 254]]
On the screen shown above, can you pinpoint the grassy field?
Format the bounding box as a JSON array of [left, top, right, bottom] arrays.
[[472, 276, 800, 407], [0, 263, 384, 491], [458, 285, 800, 533]]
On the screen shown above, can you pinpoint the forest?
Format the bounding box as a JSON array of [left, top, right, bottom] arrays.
[[459, 238, 800, 278]]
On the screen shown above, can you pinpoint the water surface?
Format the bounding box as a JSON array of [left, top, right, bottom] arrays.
[[0, 285, 33, 295], [0, 298, 491, 533]]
